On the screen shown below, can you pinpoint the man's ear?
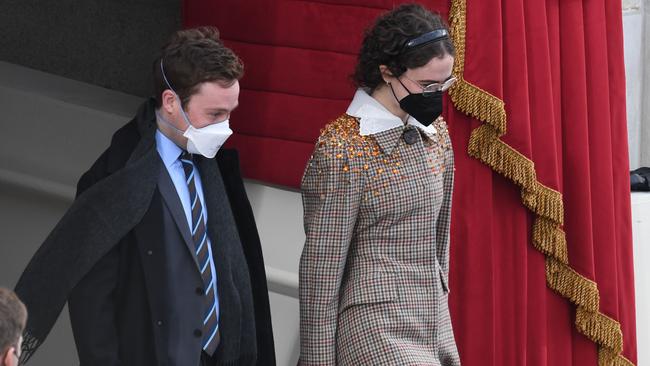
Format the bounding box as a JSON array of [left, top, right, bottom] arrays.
[[2, 346, 15, 366], [161, 89, 178, 115]]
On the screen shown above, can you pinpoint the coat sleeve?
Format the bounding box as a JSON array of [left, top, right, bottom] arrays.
[[435, 125, 455, 293], [67, 150, 122, 366], [299, 140, 363, 365]]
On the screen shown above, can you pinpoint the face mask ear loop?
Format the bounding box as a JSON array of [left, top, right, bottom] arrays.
[[155, 110, 185, 134], [388, 82, 401, 104], [160, 58, 176, 93], [388, 76, 415, 106], [396, 76, 413, 95], [160, 58, 194, 129]]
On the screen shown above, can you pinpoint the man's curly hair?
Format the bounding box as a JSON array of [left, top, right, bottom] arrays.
[[153, 26, 244, 109], [353, 3, 455, 91]]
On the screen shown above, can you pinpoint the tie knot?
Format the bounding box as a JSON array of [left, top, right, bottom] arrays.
[[180, 151, 195, 179], [181, 150, 193, 161]]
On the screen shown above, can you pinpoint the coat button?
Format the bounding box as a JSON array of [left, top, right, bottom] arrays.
[[196, 287, 203, 295], [147, 250, 153, 256], [403, 128, 419, 145], [194, 329, 202, 337], [156, 320, 163, 326]]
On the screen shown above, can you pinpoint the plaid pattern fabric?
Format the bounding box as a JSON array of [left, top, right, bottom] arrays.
[[299, 115, 460, 365]]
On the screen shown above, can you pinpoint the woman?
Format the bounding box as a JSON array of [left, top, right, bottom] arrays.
[[299, 4, 460, 365]]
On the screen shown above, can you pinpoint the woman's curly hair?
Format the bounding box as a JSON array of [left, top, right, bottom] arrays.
[[353, 3, 455, 91]]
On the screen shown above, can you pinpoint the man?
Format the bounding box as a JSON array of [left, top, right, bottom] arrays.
[[0, 288, 26, 366], [14, 27, 275, 365]]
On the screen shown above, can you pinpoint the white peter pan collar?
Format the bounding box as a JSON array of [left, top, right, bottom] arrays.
[[346, 88, 437, 137]]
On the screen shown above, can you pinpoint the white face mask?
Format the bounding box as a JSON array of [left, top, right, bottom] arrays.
[[158, 59, 234, 158], [180, 112, 233, 159], [157, 109, 233, 159]]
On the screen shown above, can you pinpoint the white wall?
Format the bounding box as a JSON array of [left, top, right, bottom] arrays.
[[631, 193, 650, 366], [643, 1, 650, 167], [624, 0, 650, 169], [623, 0, 644, 169], [0, 61, 303, 366]]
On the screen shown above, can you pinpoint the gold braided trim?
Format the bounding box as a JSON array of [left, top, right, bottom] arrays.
[[448, 0, 634, 364], [449, 78, 507, 135]]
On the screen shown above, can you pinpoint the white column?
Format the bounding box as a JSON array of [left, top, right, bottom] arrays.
[[641, 1, 650, 167], [623, 0, 646, 169]]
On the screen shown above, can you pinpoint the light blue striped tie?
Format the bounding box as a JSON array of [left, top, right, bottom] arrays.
[[180, 151, 220, 354]]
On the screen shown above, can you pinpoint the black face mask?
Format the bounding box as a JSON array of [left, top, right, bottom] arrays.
[[391, 79, 443, 126]]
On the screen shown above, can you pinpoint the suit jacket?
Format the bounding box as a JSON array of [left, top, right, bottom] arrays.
[[299, 114, 460, 365], [61, 99, 276, 366]]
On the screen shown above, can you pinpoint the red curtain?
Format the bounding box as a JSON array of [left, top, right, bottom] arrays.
[[444, 0, 637, 364], [184, 0, 637, 364]]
